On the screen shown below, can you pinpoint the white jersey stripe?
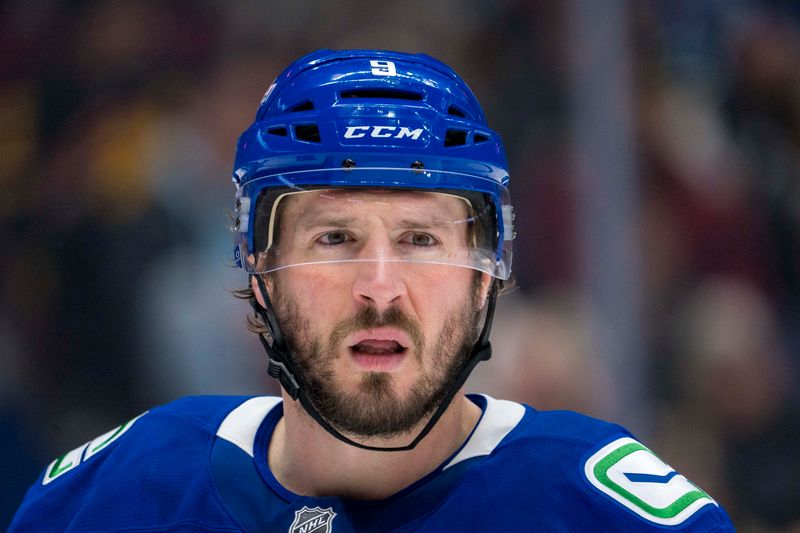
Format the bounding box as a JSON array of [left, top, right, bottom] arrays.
[[444, 395, 525, 470], [216, 396, 281, 457]]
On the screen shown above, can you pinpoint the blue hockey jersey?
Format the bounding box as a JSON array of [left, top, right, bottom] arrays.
[[9, 395, 734, 532]]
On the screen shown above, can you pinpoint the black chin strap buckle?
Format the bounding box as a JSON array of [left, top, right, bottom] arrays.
[[474, 341, 492, 362], [251, 274, 302, 401], [266, 356, 300, 400]]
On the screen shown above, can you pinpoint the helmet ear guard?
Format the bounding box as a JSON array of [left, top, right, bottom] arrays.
[[232, 49, 514, 450]]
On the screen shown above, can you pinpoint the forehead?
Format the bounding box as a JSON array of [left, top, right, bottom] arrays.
[[277, 188, 470, 223]]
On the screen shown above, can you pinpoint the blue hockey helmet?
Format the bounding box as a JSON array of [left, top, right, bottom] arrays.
[[231, 49, 513, 280]]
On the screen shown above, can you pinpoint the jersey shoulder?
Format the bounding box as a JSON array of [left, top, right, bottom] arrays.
[[9, 395, 272, 532], [461, 395, 635, 472], [440, 396, 735, 531]]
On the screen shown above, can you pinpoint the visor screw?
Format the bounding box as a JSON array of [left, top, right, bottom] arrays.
[[410, 160, 425, 170], [342, 158, 356, 170]]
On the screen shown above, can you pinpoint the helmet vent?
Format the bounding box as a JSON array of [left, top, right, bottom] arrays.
[[474, 132, 490, 144], [267, 126, 288, 137], [447, 105, 467, 118], [444, 129, 468, 147], [294, 123, 321, 143], [340, 88, 423, 101], [289, 100, 315, 112]]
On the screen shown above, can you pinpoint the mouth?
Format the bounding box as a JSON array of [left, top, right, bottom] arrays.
[[351, 339, 406, 355], [348, 328, 411, 371]]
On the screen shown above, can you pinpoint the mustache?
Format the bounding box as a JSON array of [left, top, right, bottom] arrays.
[[329, 306, 425, 359]]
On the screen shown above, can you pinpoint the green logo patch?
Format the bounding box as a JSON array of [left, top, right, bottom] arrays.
[[583, 437, 716, 526], [43, 411, 147, 485]]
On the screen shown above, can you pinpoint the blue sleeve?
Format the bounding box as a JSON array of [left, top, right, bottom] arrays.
[[8, 396, 250, 532]]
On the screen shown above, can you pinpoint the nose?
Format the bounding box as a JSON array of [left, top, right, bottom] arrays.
[[351, 258, 407, 311]]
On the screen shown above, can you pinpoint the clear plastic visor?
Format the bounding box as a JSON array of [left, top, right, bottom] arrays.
[[240, 187, 510, 278]]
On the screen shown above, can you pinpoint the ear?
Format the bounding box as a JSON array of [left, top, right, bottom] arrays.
[[477, 273, 493, 309], [250, 275, 270, 308]]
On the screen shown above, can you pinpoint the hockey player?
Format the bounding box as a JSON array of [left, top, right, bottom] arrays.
[[10, 50, 735, 531]]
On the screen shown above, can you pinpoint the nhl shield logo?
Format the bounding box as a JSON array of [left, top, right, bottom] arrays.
[[289, 506, 336, 533]]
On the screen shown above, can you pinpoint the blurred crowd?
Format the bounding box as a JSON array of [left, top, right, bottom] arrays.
[[2, 1, 800, 530]]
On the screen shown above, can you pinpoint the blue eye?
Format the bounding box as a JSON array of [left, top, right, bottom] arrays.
[[318, 231, 350, 245], [405, 233, 437, 247]]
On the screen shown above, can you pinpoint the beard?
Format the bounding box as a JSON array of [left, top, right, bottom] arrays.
[[270, 272, 484, 439]]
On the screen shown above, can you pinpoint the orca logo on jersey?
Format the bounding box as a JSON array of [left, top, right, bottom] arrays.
[[289, 506, 336, 533], [583, 437, 717, 526]]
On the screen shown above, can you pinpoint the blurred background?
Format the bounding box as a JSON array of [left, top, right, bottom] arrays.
[[2, 0, 800, 530]]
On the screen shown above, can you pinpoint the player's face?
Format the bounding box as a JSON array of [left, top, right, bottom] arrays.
[[264, 189, 487, 438]]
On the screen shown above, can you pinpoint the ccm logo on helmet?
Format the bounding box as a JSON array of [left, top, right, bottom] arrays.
[[343, 125, 423, 140]]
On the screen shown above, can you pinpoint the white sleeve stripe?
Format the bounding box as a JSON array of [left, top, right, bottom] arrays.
[[216, 396, 282, 457], [443, 395, 525, 470]]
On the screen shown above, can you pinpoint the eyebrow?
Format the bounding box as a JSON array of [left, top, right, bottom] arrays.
[[295, 214, 462, 233], [394, 217, 461, 232], [295, 215, 358, 231]]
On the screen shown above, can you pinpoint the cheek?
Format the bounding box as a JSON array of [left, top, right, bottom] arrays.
[[279, 268, 349, 315], [408, 268, 477, 329], [415, 266, 477, 302]]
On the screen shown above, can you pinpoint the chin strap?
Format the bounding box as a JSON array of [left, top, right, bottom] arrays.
[[251, 275, 498, 452]]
